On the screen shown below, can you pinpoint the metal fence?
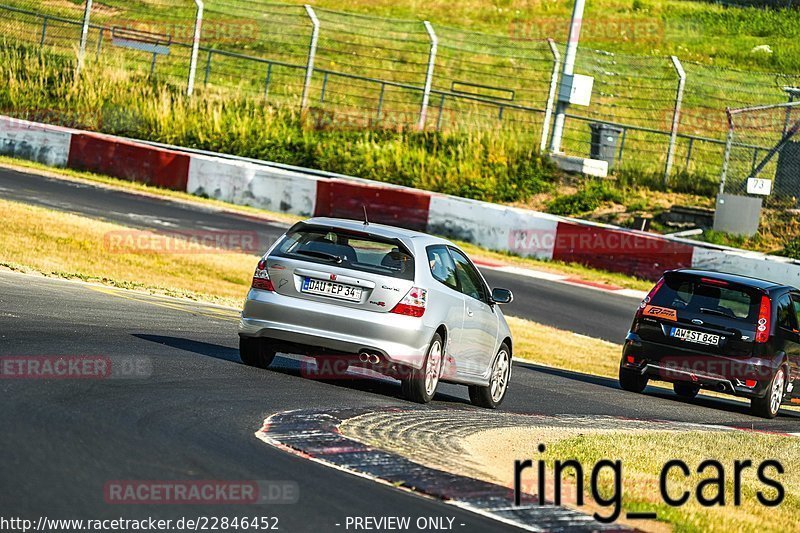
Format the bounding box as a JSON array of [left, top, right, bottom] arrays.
[[720, 100, 800, 201], [1, 0, 799, 196]]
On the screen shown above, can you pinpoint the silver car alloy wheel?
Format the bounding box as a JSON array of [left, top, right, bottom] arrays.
[[490, 349, 510, 403], [425, 340, 443, 397], [770, 368, 785, 416]]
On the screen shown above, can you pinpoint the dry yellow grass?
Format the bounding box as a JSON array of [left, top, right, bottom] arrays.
[[546, 431, 800, 533], [462, 425, 799, 533], [0, 198, 256, 307], [507, 315, 623, 377]]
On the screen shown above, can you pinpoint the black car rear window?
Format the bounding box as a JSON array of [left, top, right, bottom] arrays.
[[651, 275, 760, 322], [273, 226, 415, 280]]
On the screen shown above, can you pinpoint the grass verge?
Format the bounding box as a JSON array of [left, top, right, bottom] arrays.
[[544, 431, 799, 533], [0, 197, 254, 308], [461, 425, 798, 533]]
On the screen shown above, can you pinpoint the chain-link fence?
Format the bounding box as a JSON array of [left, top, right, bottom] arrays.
[[720, 100, 800, 202], [1, 0, 799, 198]]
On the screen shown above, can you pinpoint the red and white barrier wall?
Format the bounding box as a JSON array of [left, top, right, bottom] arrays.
[[0, 116, 72, 167], [3, 114, 800, 286]]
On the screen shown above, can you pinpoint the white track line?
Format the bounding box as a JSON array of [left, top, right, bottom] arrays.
[[481, 265, 647, 300]]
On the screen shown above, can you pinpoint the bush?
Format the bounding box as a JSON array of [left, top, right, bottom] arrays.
[[783, 237, 800, 260], [546, 180, 625, 216]]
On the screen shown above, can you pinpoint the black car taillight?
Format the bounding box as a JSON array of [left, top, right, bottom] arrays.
[[635, 277, 665, 319], [755, 294, 771, 344], [252, 258, 275, 292]]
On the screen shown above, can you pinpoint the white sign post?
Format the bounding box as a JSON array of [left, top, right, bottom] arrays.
[[746, 178, 772, 196]]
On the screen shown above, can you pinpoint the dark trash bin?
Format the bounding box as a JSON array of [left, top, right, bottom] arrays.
[[589, 122, 623, 169]]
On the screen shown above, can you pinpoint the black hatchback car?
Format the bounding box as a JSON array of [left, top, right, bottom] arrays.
[[619, 269, 800, 418]]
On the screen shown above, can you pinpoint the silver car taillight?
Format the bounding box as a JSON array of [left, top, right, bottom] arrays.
[[252, 258, 274, 291], [390, 287, 427, 317]]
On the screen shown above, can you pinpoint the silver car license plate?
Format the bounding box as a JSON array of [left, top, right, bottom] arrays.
[[301, 278, 362, 302], [670, 327, 720, 346]]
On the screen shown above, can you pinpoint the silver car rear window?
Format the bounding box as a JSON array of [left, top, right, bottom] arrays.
[[273, 227, 415, 280]]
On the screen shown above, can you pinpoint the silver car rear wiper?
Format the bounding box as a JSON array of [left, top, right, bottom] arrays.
[[296, 249, 343, 264]]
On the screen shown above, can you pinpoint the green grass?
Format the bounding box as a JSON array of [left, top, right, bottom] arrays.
[[545, 431, 800, 532], [546, 180, 626, 216], [9, 0, 800, 72], [0, 44, 559, 204], [2, 0, 799, 187], [291, 0, 800, 71]]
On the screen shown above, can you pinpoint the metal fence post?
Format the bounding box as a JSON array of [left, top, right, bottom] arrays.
[[376, 83, 386, 120], [540, 38, 561, 153], [719, 108, 735, 196], [320, 72, 329, 103], [40, 16, 48, 46], [187, 0, 204, 96], [95, 27, 104, 58], [77, 0, 92, 74], [418, 21, 438, 131], [664, 55, 686, 186], [301, 5, 320, 113], [436, 94, 446, 131], [264, 63, 273, 99], [203, 49, 213, 86]]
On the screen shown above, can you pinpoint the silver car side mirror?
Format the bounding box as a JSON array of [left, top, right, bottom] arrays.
[[491, 288, 513, 305]]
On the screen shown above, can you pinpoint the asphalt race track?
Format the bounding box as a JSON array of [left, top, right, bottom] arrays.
[[1, 165, 799, 529]]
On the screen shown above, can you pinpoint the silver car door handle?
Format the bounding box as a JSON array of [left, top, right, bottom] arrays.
[[467, 308, 474, 317]]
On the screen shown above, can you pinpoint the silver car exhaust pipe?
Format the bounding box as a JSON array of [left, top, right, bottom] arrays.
[[358, 351, 382, 365]]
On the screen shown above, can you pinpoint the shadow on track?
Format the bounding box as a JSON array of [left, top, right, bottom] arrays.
[[132, 334, 470, 407], [514, 360, 800, 421]]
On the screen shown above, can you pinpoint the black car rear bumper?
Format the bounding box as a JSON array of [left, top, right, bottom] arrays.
[[621, 332, 778, 399]]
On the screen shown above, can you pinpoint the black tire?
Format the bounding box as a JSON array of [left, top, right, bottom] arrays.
[[239, 337, 277, 369], [469, 343, 512, 409], [401, 333, 444, 404], [751, 367, 786, 419], [674, 382, 700, 399], [619, 366, 648, 393]]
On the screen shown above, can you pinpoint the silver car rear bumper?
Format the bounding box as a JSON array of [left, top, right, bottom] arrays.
[[239, 288, 433, 369]]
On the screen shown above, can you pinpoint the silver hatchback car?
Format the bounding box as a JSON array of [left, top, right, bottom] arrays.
[[239, 218, 514, 407]]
